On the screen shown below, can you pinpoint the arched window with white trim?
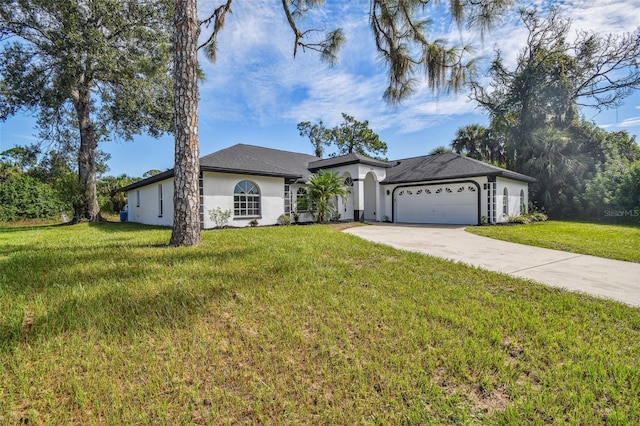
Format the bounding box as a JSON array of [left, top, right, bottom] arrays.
[[234, 180, 260, 217]]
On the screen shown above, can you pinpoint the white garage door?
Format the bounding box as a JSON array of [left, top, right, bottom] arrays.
[[395, 183, 478, 224]]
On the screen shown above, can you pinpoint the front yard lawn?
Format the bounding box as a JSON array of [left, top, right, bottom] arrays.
[[466, 220, 640, 263], [1, 223, 639, 424]]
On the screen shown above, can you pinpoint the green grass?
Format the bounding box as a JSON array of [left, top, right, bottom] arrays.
[[1, 223, 639, 424], [466, 221, 640, 263]]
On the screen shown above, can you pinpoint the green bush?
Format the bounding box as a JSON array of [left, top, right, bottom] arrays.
[[507, 212, 548, 224], [0, 175, 68, 221], [277, 214, 291, 226], [531, 211, 548, 222], [208, 207, 232, 229], [507, 215, 531, 224]]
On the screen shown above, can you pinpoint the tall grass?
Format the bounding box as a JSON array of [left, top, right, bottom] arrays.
[[1, 223, 638, 424]]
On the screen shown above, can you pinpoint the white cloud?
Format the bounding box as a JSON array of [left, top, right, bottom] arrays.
[[600, 116, 640, 129], [195, 0, 640, 139]]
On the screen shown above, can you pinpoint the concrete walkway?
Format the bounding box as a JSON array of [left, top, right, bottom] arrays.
[[344, 224, 640, 307]]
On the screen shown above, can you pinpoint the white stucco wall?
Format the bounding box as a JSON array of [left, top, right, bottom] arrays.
[[201, 172, 286, 228], [318, 164, 387, 221], [126, 178, 174, 226], [496, 177, 529, 223]]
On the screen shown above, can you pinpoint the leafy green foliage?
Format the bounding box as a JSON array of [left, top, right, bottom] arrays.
[[143, 169, 163, 178], [297, 120, 331, 157], [97, 174, 141, 213], [466, 7, 640, 218], [208, 207, 232, 229], [451, 124, 506, 166], [297, 113, 387, 159], [429, 146, 452, 154], [370, 0, 512, 103], [506, 212, 548, 224], [332, 113, 387, 158], [0, 0, 174, 221], [582, 156, 640, 222], [304, 170, 348, 222], [0, 145, 39, 171], [0, 174, 67, 221], [277, 214, 292, 226]]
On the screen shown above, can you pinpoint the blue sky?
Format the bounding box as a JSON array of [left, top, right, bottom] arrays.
[[1, 0, 639, 177]]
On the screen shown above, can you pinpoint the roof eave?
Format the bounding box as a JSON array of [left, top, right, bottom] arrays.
[[200, 166, 301, 179], [118, 170, 175, 192], [383, 171, 536, 185], [309, 159, 394, 171]]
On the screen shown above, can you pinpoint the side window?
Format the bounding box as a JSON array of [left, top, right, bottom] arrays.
[[158, 184, 163, 216], [520, 189, 525, 214], [296, 188, 309, 212], [136, 190, 140, 207], [503, 187, 508, 215]]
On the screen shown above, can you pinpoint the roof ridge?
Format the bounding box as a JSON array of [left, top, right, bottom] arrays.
[[234, 143, 319, 159], [390, 152, 458, 162]]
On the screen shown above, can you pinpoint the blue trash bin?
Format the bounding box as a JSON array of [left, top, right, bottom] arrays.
[[120, 211, 128, 222]]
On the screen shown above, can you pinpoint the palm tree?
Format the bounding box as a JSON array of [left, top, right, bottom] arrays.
[[429, 146, 452, 154], [304, 170, 348, 223], [451, 124, 487, 160], [523, 127, 587, 210]]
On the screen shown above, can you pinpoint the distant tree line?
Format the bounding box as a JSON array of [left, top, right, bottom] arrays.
[[0, 145, 151, 222]]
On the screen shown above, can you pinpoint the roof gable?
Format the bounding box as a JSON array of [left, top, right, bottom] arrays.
[[308, 153, 394, 170]]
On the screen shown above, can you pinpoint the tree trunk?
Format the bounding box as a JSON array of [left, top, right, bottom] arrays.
[[170, 0, 201, 246], [73, 88, 101, 223]]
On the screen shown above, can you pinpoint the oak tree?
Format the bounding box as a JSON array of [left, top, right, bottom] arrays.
[[0, 0, 174, 222]]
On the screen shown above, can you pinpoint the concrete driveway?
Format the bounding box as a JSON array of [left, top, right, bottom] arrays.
[[344, 224, 640, 307]]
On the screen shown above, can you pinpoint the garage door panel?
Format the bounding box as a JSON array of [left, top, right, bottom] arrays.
[[396, 183, 478, 225]]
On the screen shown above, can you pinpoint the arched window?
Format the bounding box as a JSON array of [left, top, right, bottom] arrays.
[[503, 187, 509, 215], [234, 180, 260, 217], [520, 189, 525, 214]]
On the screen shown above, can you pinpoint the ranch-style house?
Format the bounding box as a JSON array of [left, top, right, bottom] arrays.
[[120, 143, 536, 228]]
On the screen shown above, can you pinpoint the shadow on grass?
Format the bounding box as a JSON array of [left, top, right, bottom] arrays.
[[86, 221, 171, 233], [1, 280, 230, 353], [1, 237, 257, 294], [0, 223, 66, 233], [0, 234, 259, 352]]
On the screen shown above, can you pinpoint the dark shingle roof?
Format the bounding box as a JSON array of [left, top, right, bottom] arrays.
[[119, 144, 320, 192], [384, 152, 536, 184], [120, 146, 535, 193], [308, 153, 394, 170], [199, 144, 319, 180]]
